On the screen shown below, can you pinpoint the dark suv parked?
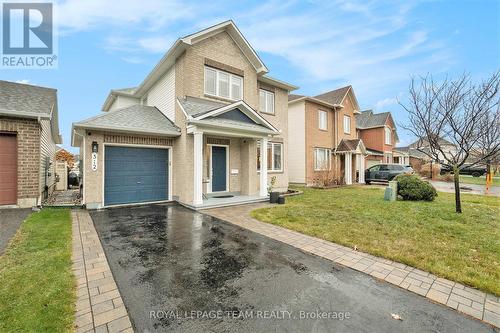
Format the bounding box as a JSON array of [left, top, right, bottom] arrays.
[[365, 164, 413, 184], [439, 164, 486, 177]]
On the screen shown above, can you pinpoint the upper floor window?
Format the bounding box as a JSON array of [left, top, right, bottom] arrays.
[[385, 127, 392, 144], [259, 89, 275, 114], [204, 66, 243, 101], [314, 148, 331, 171], [343, 115, 351, 134], [318, 110, 327, 130]]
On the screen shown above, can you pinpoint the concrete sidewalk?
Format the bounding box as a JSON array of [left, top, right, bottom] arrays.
[[202, 203, 500, 328]]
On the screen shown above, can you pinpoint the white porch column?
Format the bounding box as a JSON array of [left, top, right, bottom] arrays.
[[193, 131, 203, 205], [359, 154, 365, 184], [345, 152, 352, 185], [259, 137, 268, 197]]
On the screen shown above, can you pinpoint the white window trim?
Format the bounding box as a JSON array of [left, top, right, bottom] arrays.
[[257, 141, 283, 172], [344, 115, 351, 134], [314, 148, 331, 171], [204, 66, 243, 101], [259, 89, 275, 115], [385, 126, 392, 145], [318, 110, 327, 130]]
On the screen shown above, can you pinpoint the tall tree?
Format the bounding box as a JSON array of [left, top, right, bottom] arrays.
[[400, 72, 500, 213]]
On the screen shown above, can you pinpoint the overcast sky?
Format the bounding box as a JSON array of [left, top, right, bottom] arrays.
[[2, 0, 499, 152]]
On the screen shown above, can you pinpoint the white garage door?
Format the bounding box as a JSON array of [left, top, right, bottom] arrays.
[[366, 159, 382, 169]]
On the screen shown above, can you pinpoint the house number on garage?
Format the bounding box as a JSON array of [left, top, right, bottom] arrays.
[[91, 152, 98, 171]]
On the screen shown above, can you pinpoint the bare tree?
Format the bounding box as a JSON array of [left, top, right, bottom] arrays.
[[399, 72, 500, 213]]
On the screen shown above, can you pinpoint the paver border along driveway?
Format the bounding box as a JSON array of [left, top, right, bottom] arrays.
[[89, 204, 495, 332], [0, 208, 31, 254], [202, 203, 500, 328], [72, 209, 133, 333]]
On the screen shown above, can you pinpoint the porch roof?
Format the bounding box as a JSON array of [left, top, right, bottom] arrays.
[[335, 139, 367, 154]]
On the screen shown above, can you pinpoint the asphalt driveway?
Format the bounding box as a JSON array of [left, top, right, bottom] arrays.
[[90, 204, 495, 333], [0, 208, 31, 254]]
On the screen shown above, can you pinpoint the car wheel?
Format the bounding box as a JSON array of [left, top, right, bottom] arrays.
[[472, 172, 480, 177], [365, 181, 371, 185]]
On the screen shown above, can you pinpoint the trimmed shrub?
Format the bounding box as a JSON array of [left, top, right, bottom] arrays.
[[395, 174, 438, 201]]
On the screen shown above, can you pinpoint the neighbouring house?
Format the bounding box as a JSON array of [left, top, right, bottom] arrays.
[[397, 137, 458, 168], [0, 80, 62, 207], [71, 21, 297, 209], [356, 109, 408, 167], [288, 85, 368, 186]]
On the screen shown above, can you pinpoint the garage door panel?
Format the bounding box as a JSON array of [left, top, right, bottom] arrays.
[[0, 134, 17, 205], [104, 146, 168, 206]]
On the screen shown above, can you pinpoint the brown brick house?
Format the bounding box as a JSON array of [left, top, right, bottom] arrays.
[[356, 109, 408, 168], [0, 81, 62, 207], [288, 85, 368, 185]]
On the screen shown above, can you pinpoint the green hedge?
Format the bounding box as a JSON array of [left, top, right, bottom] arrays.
[[396, 174, 437, 201]]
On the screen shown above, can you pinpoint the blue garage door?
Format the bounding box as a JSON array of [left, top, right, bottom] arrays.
[[105, 146, 168, 206]]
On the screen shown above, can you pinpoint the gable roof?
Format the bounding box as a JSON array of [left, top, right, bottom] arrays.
[[288, 94, 305, 102], [356, 110, 391, 129], [314, 86, 352, 105], [409, 136, 455, 148], [72, 105, 180, 145], [335, 139, 367, 154], [178, 96, 280, 135], [0, 80, 62, 143]]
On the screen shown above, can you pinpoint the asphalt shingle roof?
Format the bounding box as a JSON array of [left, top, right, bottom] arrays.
[[74, 105, 180, 136], [288, 94, 304, 102], [0, 80, 56, 116], [356, 110, 390, 129], [336, 139, 362, 152], [314, 85, 351, 105], [178, 96, 227, 117]]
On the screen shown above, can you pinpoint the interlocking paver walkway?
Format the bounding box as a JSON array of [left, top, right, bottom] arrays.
[[72, 209, 133, 333], [202, 203, 500, 328]]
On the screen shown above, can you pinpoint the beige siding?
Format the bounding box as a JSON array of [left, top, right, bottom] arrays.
[[146, 65, 176, 122], [108, 95, 139, 111], [39, 119, 56, 196], [287, 101, 306, 183]]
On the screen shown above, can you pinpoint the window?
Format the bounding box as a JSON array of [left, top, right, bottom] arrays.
[[204, 66, 243, 100], [314, 148, 331, 171], [231, 76, 242, 100], [259, 89, 275, 114], [257, 142, 283, 172], [343, 115, 351, 134], [318, 110, 327, 130], [385, 127, 392, 144]]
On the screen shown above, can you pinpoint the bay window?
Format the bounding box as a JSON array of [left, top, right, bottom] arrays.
[[257, 142, 283, 172], [204, 66, 243, 100]]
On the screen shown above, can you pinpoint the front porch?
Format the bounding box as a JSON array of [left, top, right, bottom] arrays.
[[335, 139, 367, 185], [181, 98, 282, 207]]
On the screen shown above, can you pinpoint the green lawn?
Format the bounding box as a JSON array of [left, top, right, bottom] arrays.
[[459, 175, 500, 186], [0, 209, 75, 333], [252, 187, 500, 296]]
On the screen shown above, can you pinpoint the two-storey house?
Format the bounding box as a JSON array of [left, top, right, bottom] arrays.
[[356, 110, 405, 167], [288, 85, 368, 186], [71, 21, 297, 209]]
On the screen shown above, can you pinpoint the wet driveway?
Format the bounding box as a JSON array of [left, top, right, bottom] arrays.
[[90, 204, 494, 333]]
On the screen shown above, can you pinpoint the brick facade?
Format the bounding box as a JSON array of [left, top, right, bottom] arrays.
[[0, 117, 41, 205]]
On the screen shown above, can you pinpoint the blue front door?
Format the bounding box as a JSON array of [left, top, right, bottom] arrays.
[[211, 146, 227, 192], [104, 146, 168, 206]]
